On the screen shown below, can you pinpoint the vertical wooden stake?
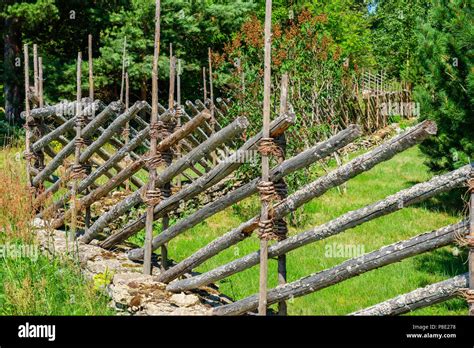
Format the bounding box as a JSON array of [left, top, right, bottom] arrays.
[[70, 51, 82, 244], [120, 36, 127, 103], [168, 43, 176, 111], [85, 34, 94, 229], [258, 0, 272, 316], [33, 44, 39, 101], [23, 44, 33, 188], [124, 72, 131, 192], [277, 73, 289, 316], [202, 67, 207, 103], [38, 57, 44, 108], [208, 47, 215, 123], [208, 48, 217, 166], [144, 0, 161, 275], [161, 42, 176, 271], [176, 58, 182, 189], [88, 34, 94, 101]]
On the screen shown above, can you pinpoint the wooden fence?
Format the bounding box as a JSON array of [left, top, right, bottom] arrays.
[[21, 40, 473, 316]]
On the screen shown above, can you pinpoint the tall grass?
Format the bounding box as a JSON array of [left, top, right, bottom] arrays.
[[0, 146, 114, 315]]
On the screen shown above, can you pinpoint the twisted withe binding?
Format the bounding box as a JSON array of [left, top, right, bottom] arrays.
[[258, 137, 283, 158], [74, 137, 86, 148], [458, 288, 474, 304], [144, 152, 164, 170], [140, 184, 162, 206], [70, 163, 87, 180], [257, 180, 276, 203]]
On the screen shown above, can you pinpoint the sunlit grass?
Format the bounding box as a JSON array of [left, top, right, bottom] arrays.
[[159, 146, 468, 315]]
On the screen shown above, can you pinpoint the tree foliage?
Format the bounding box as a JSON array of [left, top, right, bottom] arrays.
[[414, 0, 473, 172]]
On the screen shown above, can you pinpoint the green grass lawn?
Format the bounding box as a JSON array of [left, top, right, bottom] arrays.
[[157, 146, 469, 315]]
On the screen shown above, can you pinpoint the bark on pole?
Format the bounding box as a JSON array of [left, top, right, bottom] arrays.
[[38, 57, 44, 108], [176, 58, 182, 189], [212, 221, 469, 315], [33, 44, 39, 101], [161, 43, 176, 271], [167, 165, 469, 293], [350, 273, 469, 316], [277, 73, 289, 315], [144, 0, 161, 275], [124, 72, 131, 192], [85, 34, 94, 229], [202, 67, 207, 103], [120, 36, 127, 104], [258, 0, 272, 316], [160, 120, 437, 285], [69, 51, 82, 243], [127, 125, 361, 262], [23, 44, 33, 188]]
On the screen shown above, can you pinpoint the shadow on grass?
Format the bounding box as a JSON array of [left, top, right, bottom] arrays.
[[414, 248, 468, 280], [405, 184, 467, 217]]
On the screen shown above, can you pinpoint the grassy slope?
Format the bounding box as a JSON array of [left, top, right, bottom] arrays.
[[162, 146, 468, 315]]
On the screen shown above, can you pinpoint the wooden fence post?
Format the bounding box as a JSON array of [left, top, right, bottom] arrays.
[[143, 0, 162, 275], [120, 36, 127, 104], [176, 58, 182, 189], [23, 44, 33, 189], [276, 73, 289, 315], [257, 0, 273, 316], [160, 44, 177, 271], [69, 51, 84, 243], [85, 34, 94, 229], [202, 67, 207, 102]]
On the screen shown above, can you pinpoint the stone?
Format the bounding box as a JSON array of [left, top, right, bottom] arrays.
[[170, 293, 200, 307]]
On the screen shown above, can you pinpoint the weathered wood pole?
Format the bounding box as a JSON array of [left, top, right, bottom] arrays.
[[212, 221, 469, 315], [350, 273, 469, 316], [202, 67, 207, 103], [144, 0, 162, 275], [124, 72, 131, 192], [33, 44, 39, 101], [258, 0, 273, 316], [176, 58, 182, 189], [276, 73, 289, 315], [23, 44, 33, 188], [161, 43, 176, 271], [69, 51, 84, 243], [208, 48, 218, 166], [85, 34, 94, 229], [120, 36, 127, 103], [469, 169, 474, 315], [38, 57, 44, 108]]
